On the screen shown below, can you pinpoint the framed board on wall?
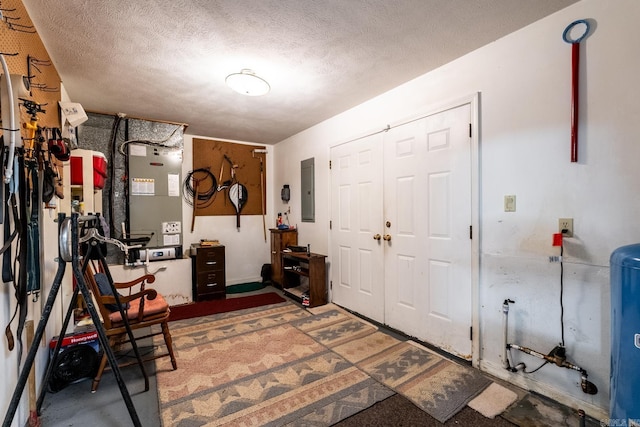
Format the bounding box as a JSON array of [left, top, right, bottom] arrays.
[[191, 138, 266, 217]]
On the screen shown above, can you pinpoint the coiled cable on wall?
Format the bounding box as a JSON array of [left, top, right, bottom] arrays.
[[183, 168, 217, 208]]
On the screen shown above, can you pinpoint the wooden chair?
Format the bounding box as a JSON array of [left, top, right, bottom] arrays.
[[83, 260, 177, 392]]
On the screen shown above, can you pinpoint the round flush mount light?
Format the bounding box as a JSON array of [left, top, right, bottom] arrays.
[[225, 69, 270, 96]]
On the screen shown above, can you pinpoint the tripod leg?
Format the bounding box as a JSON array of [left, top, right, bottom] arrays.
[[36, 285, 80, 413], [86, 246, 149, 392], [70, 213, 141, 427], [3, 260, 66, 427], [72, 263, 141, 427]]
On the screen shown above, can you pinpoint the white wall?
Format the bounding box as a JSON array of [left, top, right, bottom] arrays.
[[272, 0, 638, 418], [110, 133, 275, 305]]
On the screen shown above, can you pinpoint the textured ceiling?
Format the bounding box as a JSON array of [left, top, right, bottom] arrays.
[[22, 0, 578, 144]]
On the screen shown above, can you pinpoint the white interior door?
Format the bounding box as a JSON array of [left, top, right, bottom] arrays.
[[329, 102, 474, 359], [383, 104, 472, 358], [329, 134, 385, 323]]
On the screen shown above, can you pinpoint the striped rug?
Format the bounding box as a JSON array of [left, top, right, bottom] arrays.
[[292, 305, 492, 423]]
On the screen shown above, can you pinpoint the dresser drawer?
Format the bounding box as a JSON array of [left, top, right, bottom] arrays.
[[196, 270, 225, 294], [196, 247, 225, 271]]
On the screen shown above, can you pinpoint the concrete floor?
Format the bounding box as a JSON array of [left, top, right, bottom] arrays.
[[37, 284, 602, 427]]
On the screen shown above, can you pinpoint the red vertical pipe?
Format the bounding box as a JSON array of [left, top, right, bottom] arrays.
[[570, 42, 580, 162]]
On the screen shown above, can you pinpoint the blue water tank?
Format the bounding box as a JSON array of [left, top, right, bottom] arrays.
[[610, 244, 640, 423]]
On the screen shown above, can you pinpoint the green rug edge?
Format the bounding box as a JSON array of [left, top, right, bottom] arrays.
[[226, 282, 266, 294]]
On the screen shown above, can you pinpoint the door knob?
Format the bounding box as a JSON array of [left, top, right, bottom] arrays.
[[373, 234, 381, 240], [383, 234, 392, 241]]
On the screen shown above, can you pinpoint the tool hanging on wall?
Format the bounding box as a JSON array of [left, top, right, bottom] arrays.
[[252, 149, 267, 241], [183, 168, 217, 232], [23, 100, 47, 302], [562, 19, 591, 163], [224, 154, 248, 230], [0, 54, 29, 184], [229, 182, 247, 231]]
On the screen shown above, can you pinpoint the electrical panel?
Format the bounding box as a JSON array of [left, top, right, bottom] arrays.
[[127, 144, 183, 256]]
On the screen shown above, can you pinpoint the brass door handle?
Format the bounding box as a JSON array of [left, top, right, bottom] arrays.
[[383, 234, 392, 241], [373, 234, 381, 241]]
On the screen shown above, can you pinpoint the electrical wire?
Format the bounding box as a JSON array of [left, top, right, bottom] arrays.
[[108, 115, 124, 236], [118, 124, 184, 155], [560, 243, 565, 347], [182, 168, 217, 208]]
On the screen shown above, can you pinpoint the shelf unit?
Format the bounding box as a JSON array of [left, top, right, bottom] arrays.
[[270, 228, 298, 287], [281, 252, 327, 308]]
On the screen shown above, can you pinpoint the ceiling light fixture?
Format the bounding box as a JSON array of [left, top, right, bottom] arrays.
[[225, 69, 270, 96]]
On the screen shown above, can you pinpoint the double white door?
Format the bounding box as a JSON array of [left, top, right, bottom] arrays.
[[330, 103, 473, 358]]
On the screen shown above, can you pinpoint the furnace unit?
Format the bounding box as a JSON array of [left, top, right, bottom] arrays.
[[127, 144, 183, 260]]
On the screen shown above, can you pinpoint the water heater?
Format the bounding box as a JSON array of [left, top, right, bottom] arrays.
[[610, 244, 640, 425]]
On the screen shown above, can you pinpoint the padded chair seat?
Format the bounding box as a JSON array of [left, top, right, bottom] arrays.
[[109, 294, 170, 323]]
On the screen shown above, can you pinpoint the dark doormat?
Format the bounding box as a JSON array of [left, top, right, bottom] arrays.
[[168, 292, 284, 321]]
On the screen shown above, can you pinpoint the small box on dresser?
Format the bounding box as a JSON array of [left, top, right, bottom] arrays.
[[191, 243, 226, 301]]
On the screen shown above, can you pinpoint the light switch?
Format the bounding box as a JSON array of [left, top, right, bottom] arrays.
[[504, 195, 516, 212]]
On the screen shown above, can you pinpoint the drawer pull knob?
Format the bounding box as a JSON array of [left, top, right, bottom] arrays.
[[206, 283, 218, 287], [206, 261, 217, 265]]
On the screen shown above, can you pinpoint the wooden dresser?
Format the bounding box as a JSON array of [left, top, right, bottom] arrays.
[[190, 244, 226, 301], [269, 228, 298, 287]]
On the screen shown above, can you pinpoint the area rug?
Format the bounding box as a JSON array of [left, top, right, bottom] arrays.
[[155, 302, 394, 426], [291, 308, 492, 423], [168, 292, 284, 322], [157, 302, 492, 425]]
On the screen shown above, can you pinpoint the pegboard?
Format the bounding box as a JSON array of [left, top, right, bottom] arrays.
[[192, 138, 266, 217], [0, 0, 61, 134]]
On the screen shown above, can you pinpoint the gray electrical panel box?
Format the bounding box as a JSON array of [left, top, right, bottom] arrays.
[[128, 144, 183, 254], [301, 157, 315, 222]]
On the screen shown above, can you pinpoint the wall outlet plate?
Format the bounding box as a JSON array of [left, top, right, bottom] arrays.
[[559, 218, 573, 237], [504, 195, 516, 212], [162, 221, 181, 234]]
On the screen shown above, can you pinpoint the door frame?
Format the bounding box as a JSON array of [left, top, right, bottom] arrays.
[[328, 92, 481, 367]]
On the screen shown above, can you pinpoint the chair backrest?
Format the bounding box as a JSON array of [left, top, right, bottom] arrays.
[[83, 261, 117, 329], [82, 260, 167, 331]]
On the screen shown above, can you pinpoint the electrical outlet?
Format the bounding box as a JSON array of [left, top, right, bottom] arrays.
[[558, 218, 573, 237], [162, 221, 181, 234], [504, 195, 516, 212]]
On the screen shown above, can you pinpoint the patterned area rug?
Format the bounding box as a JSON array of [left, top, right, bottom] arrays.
[[292, 306, 492, 423], [156, 303, 394, 426], [156, 302, 491, 425]]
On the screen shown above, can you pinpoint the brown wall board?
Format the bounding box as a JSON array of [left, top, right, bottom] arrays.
[[192, 138, 266, 217], [0, 0, 61, 131]]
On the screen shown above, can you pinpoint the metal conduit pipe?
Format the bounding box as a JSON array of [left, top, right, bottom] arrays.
[[501, 298, 598, 395]]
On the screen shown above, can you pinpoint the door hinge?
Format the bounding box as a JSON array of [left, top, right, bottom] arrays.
[[469, 123, 472, 138], [470, 326, 473, 340], [330, 280, 333, 289], [469, 225, 472, 239], [329, 160, 332, 169], [329, 220, 332, 230]]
